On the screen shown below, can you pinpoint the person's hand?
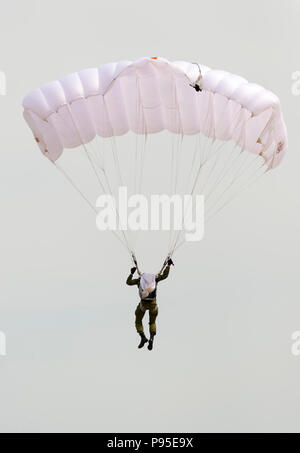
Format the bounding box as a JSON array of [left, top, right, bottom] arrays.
[[167, 258, 174, 266], [130, 267, 137, 274]]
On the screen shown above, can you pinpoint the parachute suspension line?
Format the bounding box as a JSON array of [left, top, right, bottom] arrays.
[[197, 139, 228, 197], [84, 139, 102, 170], [173, 73, 184, 197], [134, 73, 139, 196], [102, 96, 125, 191], [54, 162, 97, 213], [171, 98, 260, 253], [197, 140, 238, 212], [62, 107, 131, 249], [172, 154, 267, 253], [202, 142, 240, 204], [188, 133, 201, 189], [53, 162, 130, 253], [170, 163, 268, 255], [210, 148, 248, 201], [199, 93, 213, 164], [186, 132, 206, 194], [133, 72, 147, 198], [169, 92, 235, 255], [91, 136, 137, 254], [137, 117, 147, 196], [169, 133, 177, 195], [167, 132, 198, 256], [101, 95, 135, 256], [85, 138, 113, 195], [87, 103, 116, 194], [168, 138, 205, 255], [168, 136, 208, 255], [205, 162, 267, 222], [131, 252, 142, 276], [89, 133, 105, 168], [168, 136, 213, 255], [85, 138, 131, 248], [206, 153, 266, 219], [65, 104, 106, 194], [212, 157, 264, 213], [84, 138, 110, 194], [167, 75, 182, 254], [174, 134, 184, 195], [166, 73, 185, 258], [91, 133, 127, 213], [110, 135, 125, 187], [138, 76, 147, 194], [168, 131, 197, 257], [169, 132, 186, 256], [86, 138, 130, 251], [171, 134, 181, 191], [200, 109, 267, 216], [85, 106, 132, 254], [65, 103, 132, 256], [171, 146, 262, 254], [186, 95, 214, 194], [129, 72, 148, 258], [173, 139, 227, 249], [200, 113, 249, 210]]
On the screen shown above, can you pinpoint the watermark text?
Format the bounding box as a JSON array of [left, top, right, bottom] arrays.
[[96, 187, 204, 242]]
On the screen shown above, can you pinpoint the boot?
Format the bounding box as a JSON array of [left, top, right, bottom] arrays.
[[138, 333, 148, 349], [148, 333, 155, 351]]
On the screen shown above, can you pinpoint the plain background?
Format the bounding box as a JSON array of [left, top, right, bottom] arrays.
[[0, 0, 300, 433]]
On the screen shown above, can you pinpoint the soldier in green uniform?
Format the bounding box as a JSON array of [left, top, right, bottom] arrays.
[[126, 258, 174, 350]]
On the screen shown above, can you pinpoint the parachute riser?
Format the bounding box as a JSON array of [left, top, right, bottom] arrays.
[[131, 253, 172, 278], [131, 253, 142, 276], [156, 254, 172, 277]]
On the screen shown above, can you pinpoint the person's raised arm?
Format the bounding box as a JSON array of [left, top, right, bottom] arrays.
[[156, 259, 173, 282], [126, 267, 140, 286]]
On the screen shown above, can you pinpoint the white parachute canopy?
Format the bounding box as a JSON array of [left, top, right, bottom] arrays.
[[23, 57, 287, 270]]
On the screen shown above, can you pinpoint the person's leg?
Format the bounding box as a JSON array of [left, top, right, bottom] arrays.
[[135, 302, 148, 348], [148, 302, 158, 351], [149, 303, 158, 335], [135, 302, 146, 333]]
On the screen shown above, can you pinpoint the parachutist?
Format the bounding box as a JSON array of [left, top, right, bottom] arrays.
[[126, 261, 173, 350]]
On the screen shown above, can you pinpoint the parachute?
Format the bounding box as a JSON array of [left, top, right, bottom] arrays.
[[23, 57, 287, 271]]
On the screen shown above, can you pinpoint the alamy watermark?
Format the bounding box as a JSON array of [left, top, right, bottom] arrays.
[[0, 71, 6, 354], [0, 331, 6, 356], [0, 71, 6, 96], [291, 71, 300, 96], [0, 72, 6, 355], [96, 187, 204, 242], [291, 331, 300, 356]]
